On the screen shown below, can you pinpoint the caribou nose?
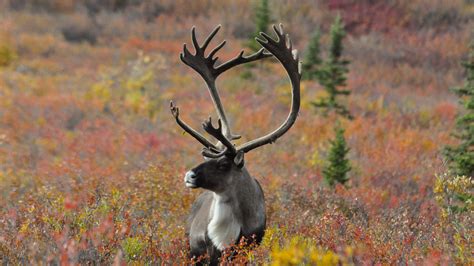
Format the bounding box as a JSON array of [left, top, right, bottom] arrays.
[[185, 171, 196, 180], [184, 171, 198, 188]]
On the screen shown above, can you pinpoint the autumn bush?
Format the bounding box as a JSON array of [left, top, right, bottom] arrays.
[[434, 174, 473, 264], [0, 38, 17, 67], [0, 1, 473, 264]]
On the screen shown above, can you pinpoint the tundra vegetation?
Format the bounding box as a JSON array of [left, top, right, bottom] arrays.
[[0, 0, 473, 264]]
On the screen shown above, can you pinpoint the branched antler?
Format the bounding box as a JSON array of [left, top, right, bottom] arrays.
[[237, 24, 301, 153], [170, 24, 301, 160], [180, 25, 271, 141], [202, 117, 236, 155], [180, 25, 272, 84]]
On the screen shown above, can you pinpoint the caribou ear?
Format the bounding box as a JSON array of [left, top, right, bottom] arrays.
[[234, 151, 245, 168]]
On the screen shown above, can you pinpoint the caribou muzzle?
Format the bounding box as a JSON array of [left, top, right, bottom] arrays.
[[184, 170, 198, 188]]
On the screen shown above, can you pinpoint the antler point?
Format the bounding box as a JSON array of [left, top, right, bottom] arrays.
[[255, 37, 265, 44]]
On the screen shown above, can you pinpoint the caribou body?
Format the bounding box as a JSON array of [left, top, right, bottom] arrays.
[[170, 24, 301, 264], [185, 162, 265, 262]]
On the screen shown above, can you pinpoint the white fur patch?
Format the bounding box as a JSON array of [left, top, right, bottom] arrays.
[[207, 194, 241, 251], [184, 171, 197, 188]]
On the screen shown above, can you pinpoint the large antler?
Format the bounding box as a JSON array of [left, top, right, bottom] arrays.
[[180, 25, 272, 141], [236, 24, 301, 153], [170, 24, 300, 160]]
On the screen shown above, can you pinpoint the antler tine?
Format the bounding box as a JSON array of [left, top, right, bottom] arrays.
[[202, 25, 221, 51], [169, 101, 218, 150], [191, 27, 201, 54], [208, 40, 226, 60], [237, 24, 301, 153], [287, 34, 292, 51], [202, 117, 237, 155]]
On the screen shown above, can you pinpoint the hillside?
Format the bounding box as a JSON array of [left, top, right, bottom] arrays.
[[0, 0, 472, 264]]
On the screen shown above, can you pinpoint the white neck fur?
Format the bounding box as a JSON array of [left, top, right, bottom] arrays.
[[207, 193, 241, 251]]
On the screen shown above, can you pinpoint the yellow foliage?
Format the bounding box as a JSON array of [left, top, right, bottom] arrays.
[[111, 187, 121, 207], [122, 237, 145, 261], [124, 70, 153, 91], [270, 236, 340, 266], [434, 173, 473, 264], [277, 81, 309, 108], [366, 95, 386, 114], [42, 215, 62, 232], [0, 44, 17, 67], [19, 220, 31, 234], [85, 52, 161, 116], [309, 147, 326, 169], [87, 79, 112, 103], [36, 116, 47, 126], [418, 108, 433, 127], [299, 81, 310, 108], [434, 174, 473, 210], [125, 90, 147, 113], [261, 226, 287, 249], [314, 87, 330, 102]]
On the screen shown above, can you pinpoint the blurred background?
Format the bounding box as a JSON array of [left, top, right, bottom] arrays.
[[0, 0, 472, 264]]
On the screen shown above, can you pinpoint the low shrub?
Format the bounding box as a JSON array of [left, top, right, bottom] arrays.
[[0, 44, 17, 67]]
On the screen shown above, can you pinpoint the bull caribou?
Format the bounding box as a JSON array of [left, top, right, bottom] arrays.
[[170, 24, 301, 264]]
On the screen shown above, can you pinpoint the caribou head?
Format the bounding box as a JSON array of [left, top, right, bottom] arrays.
[[170, 24, 301, 264]]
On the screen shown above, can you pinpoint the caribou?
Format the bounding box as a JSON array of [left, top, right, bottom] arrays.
[[170, 24, 301, 264]]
